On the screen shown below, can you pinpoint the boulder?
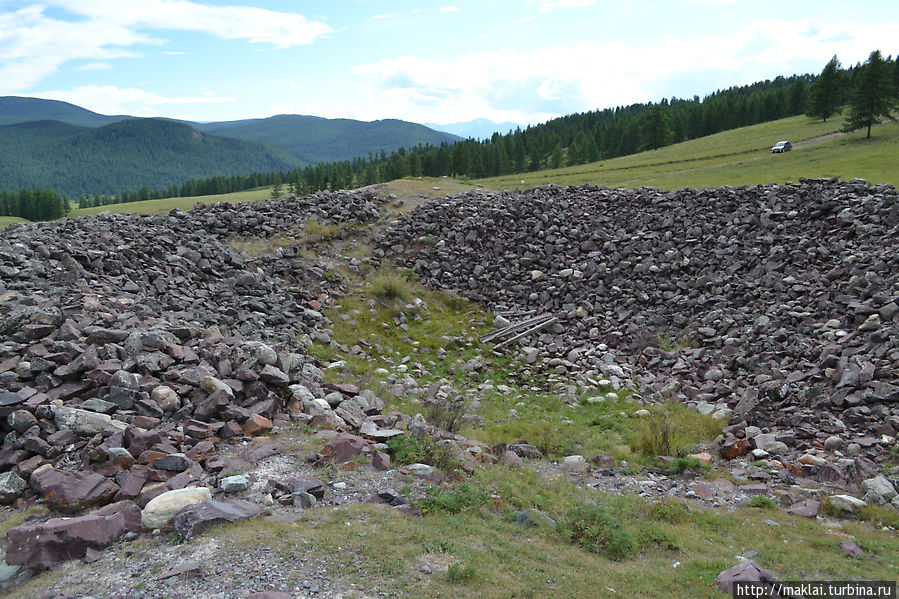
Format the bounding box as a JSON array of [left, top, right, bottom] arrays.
[[318, 433, 368, 464], [171, 500, 261, 539], [0, 471, 28, 505], [141, 487, 212, 530], [5, 501, 140, 569], [30, 468, 119, 513]]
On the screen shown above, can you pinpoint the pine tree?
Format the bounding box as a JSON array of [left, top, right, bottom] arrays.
[[843, 50, 896, 138], [640, 104, 672, 150], [806, 56, 843, 122]]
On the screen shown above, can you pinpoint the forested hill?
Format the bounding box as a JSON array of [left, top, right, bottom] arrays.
[[0, 118, 301, 198], [0, 96, 123, 127], [0, 97, 460, 166], [198, 115, 460, 163]]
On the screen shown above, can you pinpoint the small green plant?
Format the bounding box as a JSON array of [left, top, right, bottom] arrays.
[[323, 270, 341, 283], [446, 562, 476, 583], [387, 434, 431, 465], [386, 434, 463, 472], [647, 498, 691, 524], [747, 495, 777, 509], [416, 484, 490, 515], [666, 456, 702, 474], [417, 234, 439, 245], [628, 405, 722, 459], [423, 539, 456, 554], [636, 522, 680, 550], [370, 270, 412, 301], [632, 411, 677, 457], [857, 504, 899, 528], [558, 504, 636, 561], [168, 532, 185, 545]]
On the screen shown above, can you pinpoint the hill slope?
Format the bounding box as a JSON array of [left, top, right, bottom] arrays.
[[198, 114, 459, 163], [0, 96, 123, 128], [477, 115, 898, 190], [0, 118, 301, 197], [0, 96, 460, 169]]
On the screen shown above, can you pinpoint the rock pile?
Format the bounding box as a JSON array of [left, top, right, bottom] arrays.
[[378, 179, 899, 467], [0, 190, 384, 532]]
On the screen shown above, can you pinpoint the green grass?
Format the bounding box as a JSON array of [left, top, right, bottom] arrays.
[[477, 115, 898, 190], [0, 216, 28, 228], [68, 186, 273, 218], [174, 465, 899, 599]]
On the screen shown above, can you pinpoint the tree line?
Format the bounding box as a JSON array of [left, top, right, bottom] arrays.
[[0, 188, 70, 221]]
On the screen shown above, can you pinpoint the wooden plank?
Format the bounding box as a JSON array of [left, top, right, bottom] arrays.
[[480, 313, 553, 344], [494, 317, 559, 350]]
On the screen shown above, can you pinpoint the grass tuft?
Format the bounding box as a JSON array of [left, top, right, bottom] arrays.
[[558, 504, 636, 561]]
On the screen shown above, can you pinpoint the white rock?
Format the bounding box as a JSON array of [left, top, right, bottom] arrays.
[[141, 487, 212, 529], [827, 494, 866, 514], [220, 475, 250, 493]]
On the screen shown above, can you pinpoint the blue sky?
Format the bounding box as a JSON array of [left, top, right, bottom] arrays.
[[1, 0, 897, 126]]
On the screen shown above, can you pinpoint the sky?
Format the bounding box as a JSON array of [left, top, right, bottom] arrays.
[[1, 0, 897, 127]]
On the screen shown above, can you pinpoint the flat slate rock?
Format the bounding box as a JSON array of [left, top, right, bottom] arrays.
[[5, 501, 140, 569], [171, 500, 262, 539]]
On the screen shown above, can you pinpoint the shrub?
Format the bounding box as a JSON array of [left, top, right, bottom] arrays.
[[416, 484, 490, 515], [666, 456, 702, 474], [633, 411, 677, 457], [423, 397, 467, 434], [636, 522, 680, 550], [647, 498, 691, 524], [628, 405, 722, 459], [558, 504, 636, 560], [386, 434, 431, 465], [747, 495, 777, 509], [370, 270, 411, 301]]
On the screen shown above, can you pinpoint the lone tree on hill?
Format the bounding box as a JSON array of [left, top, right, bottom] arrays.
[[806, 55, 843, 122], [842, 50, 897, 139]]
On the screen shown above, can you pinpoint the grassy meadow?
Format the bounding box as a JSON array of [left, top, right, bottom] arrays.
[[67, 186, 274, 218], [477, 115, 898, 190]]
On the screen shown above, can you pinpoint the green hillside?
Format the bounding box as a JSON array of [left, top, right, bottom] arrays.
[[0, 96, 122, 127], [0, 118, 301, 198], [477, 115, 898, 190], [199, 114, 459, 162]]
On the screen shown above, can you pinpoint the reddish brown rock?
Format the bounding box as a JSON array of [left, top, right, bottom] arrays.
[[30, 468, 119, 513], [243, 414, 273, 436], [786, 498, 821, 518], [5, 501, 140, 569], [719, 435, 749, 459], [318, 433, 368, 464]]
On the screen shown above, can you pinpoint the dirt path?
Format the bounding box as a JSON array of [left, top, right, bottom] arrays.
[[792, 130, 848, 149]]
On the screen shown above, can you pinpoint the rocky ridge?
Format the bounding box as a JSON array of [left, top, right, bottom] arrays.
[[378, 179, 899, 475]]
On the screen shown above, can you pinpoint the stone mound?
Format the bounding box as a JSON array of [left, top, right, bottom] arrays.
[[0, 189, 383, 508], [378, 178, 899, 462]]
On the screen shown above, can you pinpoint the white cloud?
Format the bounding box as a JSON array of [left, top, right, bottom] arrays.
[[370, 14, 395, 20], [0, 1, 332, 94], [74, 62, 113, 71], [30, 85, 234, 117], [48, 0, 333, 48], [350, 18, 897, 124], [538, 0, 596, 12], [439, 6, 460, 12]]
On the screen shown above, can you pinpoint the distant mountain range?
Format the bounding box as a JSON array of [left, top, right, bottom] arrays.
[[425, 118, 522, 140], [0, 96, 463, 197]]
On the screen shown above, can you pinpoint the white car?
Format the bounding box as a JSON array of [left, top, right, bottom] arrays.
[[771, 141, 792, 153]]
